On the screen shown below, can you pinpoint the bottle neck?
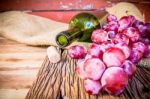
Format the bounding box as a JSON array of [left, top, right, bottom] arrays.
[[56, 27, 82, 48]]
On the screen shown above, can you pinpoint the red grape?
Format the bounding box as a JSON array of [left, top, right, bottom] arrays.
[[118, 16, 131, 32], [103, 47, 126, 67], [115, 43, 131, 59], [132, 20, 144, 28], [118, 15, 136, 32], [122, 27, 140, 42], [144, 44, 150, 58], [132, 42, 146, 53], [68, 45, 86, 59], [87, 43, 103, 59], [138, 24, 147, 37], [101, 41, 115, 51], [139, 37, 150, 45], [108, 31, 116, 39], [132, 20, 149, 37], [84, 58, 106, 80], [106, 21, 119, 32], [121, 60, 136, 78], [127, 15, 136, 26], [84, 79, 102, 95], [75, 59, 87, 79], [101, 67, 128, 95], [128, 49, 143, 64], [107, 14, 117, 22], [91, 29, 108, 44], [112, 34, 129, 45]]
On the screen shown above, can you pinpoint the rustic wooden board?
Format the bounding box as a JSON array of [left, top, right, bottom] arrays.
[[0, 37, 47, 99], [26, 49, 150, 99]]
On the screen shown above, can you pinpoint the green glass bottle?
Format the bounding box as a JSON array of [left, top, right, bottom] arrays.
[[56, 13, 100, 48]]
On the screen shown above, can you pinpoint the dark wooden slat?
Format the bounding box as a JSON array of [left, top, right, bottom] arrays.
[[25, 48, 150, 99]]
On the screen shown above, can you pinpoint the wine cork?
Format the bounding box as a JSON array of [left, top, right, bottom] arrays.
[[47, 46, 61, 63]]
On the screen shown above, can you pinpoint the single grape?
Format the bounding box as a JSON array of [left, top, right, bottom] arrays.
[[122, 27, 140, 42], [101, 67, 128, 95], [121, 60, 136, 78], [118, 15, 136, 32], [115, 43, 131, 59], [144, 44, 150, 58], [128, 49, 143, 64], [87, 43, 103, 59], [75, 59, 87, 79], [91, 29, 108, 44], [132, 20, 144, 28], [108, 31, 116, 39], [68, 45, 86, 59], [107, 14, 117, 22], [106, 21, 119, 33], [132, 42, 146, 53], [84, 58, 106, 80], [112, 34, 129, 45], [84, 79, 102, 95], [103, 47, 126, 67]]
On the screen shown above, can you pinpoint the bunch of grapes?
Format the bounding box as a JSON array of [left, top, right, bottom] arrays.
[[68, 14, 150, 96]]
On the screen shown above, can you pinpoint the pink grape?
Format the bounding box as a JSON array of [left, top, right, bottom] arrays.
[[107, 14, 117, 22], [84, 79, 102, 95], [118, 15, 136, 32], [101, 67, 128, 95], [132, 42, 146, 53], [128, 49, 143, 64], [118, 16, 131, 32], [106, 21, 119, 32], [84, 54, 93, 60], [138, 24, 147, 37], [75, 59, 87, 79], [127, 15, 136, 26], [132, 20, 144, 28], [144, 44, 150, 58], [108, 31, 116, 39], [103, 47, 126, 67], [87, 43, 103, 59], [68, 45, 86, 59], [133, 21, 150, 37], [112, 34, 129, 45], [115, 43, 131, 59], [84, 58, 106, 80], [122, 27, 140, 42], [91, 29, 108, 44], [101, 41, 115, 51], [121, 60, 136, 78]]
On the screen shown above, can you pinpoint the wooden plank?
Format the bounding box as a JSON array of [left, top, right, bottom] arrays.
[[26, 49, 150, 99], [0, 37, 46, 88], [0, 89, 29, 99]]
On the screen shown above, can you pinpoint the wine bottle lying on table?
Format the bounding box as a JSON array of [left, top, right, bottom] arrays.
[[56, 13, 103, 48]]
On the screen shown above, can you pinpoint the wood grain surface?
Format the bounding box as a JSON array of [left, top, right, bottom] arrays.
[[26, 48, 150, 99], [0, 37, 47, 99]]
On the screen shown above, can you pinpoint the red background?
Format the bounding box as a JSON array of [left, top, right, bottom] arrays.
[[0, 0, 149, 23]]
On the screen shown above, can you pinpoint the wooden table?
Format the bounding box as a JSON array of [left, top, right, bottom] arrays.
[[0, 37, 47, 99], [26, 48, 150, 99]]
